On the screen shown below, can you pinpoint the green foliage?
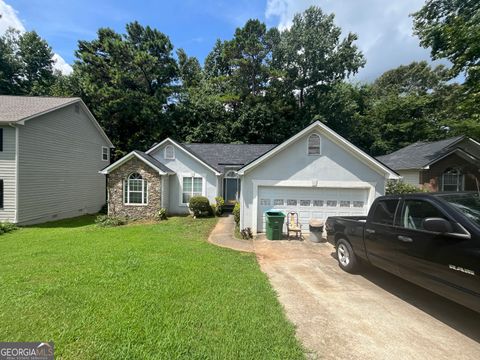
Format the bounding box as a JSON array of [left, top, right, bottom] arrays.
[[213, 196, 225, 216], [188, 196, 213, 218], [385, 180, 425, 195], [233, 202, 240, 226], [0, 222, 17, 235], [156, 208, 168, 221], [0, 216, 304, 359], [74, 22, 178, 153], [0, 29, 55, 95], [94, 215, 127, 227]]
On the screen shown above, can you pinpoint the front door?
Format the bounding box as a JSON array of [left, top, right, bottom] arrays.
[[224, 178, 239, 204]]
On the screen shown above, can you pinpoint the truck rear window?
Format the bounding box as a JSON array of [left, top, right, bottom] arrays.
[[371, 199, 399, 225]]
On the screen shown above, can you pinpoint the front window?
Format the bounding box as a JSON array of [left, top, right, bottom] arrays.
[[400, 200, 446, 230], [443, 193, 480, 227], [124, 173, 147, 205], [182, 176, 203, 204], [442, 168, 463, 191]]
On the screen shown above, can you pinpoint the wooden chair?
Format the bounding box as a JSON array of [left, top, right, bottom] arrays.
[[287, 211, 302, 239]]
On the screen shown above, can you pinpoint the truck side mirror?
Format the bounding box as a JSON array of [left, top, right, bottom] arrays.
[[422, 217, 453, 233]]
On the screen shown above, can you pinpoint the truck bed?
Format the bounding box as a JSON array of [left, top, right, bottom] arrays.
[[325, 216, 368, 259]]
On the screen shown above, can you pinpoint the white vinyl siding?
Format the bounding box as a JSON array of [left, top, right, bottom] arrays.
[[16, 104, 110, 224], [398, 170, 420, 186], [0, 126, 16, 222]]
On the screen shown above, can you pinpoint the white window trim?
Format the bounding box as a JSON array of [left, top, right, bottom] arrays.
[[102, 146, 110, 162], [164, 145, 175, 160], [307, 133, 321, 156], [179, 173, 205, 206], [441, 169, 464, 191], [124, 174, 149, 206]]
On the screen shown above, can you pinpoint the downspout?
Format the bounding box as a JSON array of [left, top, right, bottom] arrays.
[[8, 123, 19, 223]]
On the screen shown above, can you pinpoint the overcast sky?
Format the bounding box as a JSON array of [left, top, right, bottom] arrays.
[[0, 0, 441, 81]]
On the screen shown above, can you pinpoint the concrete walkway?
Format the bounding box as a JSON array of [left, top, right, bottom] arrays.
[[208, 215, 254, 253]]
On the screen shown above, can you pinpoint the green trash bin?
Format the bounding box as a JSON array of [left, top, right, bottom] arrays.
[[265, 211, 286, 240]]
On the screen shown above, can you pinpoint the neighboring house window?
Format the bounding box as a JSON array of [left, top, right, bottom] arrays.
[[182, 176, 203, 204], [102, 146, 109, 161], [442, 168, 463, 191], [0, 128, 3, 151], [164, 145, 175, 160], [0, 179, 3, 208], [308, 134, 321, 155], [124, 173, 147, 205]]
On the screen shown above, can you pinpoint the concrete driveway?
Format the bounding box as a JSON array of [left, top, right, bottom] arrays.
[[254, 238, 480, 360]]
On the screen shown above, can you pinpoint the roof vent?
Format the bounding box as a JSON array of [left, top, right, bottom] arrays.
[[74, 103, 80, 113]]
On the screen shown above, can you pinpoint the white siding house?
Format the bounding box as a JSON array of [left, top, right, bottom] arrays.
[[103, 121, 399, 232], [0, 96, 113, 225]]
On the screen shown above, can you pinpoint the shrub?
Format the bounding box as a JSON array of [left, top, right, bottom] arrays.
[[386, 180, 426, 195], [240, 227, 253, 239], [95, 215, 127, 227], [189, 196, 214, 218], [213, 196, 225, 216], [156, 208, 168, 221], [233, 202, 240, 226], [0, 222, 17, 235]]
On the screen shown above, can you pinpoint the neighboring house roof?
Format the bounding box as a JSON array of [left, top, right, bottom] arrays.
[[182, 143, 277, 172], [237, 120, 400, 179], [0, 95, 113, 147], [100, 150, 174, 175], [376, 136, 467, 170]]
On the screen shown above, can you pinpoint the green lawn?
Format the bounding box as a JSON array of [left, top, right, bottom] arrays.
[[0, 216, 304, 359]]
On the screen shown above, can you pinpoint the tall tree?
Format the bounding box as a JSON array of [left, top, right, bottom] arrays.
[[277, 6, 365, 107], [0, 29, 55, 95], [413, 0, 480, 85], [74, 22, 178, 154]]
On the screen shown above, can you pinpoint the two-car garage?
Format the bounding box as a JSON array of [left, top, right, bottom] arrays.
[[256, 186, 370, 232]]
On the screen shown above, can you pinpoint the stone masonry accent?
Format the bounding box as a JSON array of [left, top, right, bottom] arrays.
[[108, 157, 162, 219]]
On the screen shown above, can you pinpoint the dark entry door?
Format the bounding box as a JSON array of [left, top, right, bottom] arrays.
[[224, 178, 239, 204]]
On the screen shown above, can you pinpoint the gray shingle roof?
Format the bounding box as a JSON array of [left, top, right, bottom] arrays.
[[133, 150, 174, 174], [0, 95, 80, 123], [376, 136, 465, 170], [182, 143, 277, 172]]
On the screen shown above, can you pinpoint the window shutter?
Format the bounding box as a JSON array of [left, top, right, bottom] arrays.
[[0, 180, 3, 208], [0, 128, 3, 152]]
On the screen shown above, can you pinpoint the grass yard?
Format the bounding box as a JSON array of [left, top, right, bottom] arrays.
[[0, 216, 304, 359]]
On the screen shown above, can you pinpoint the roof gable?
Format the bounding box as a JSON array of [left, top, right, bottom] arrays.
[[237, 121, 399, 179], [377, 136, 467, 170], [100, 150, 174, 175], [0, 95, 113, 147]]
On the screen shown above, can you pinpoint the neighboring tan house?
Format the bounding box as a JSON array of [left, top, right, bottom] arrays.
[[0, 96, 113, 224], [377, 136, 480, 192], [101, 121, 399, 233]]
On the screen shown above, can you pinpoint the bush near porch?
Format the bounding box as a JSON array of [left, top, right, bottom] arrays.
[[0, 216, 304, 359]]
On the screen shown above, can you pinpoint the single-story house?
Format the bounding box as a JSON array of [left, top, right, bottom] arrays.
[[377, 136, 480, 191], [0, 96, 113, 224], [102, 121, 399, 233]]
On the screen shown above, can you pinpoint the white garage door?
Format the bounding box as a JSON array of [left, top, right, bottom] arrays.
[[257, 186, 369, 232]]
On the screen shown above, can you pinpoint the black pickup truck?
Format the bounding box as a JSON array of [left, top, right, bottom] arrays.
[[325, 192, 480, 313]]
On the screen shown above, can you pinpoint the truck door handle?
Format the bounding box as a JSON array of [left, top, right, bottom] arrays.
[[398, 235, 413, 243], [366, 229, 375, 234]]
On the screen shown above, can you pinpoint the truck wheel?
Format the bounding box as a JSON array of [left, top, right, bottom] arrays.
[[336, 239, 358, 273]]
